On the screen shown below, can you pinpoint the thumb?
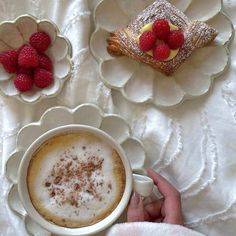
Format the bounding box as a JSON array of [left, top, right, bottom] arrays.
[[127, 192, 145, 222]]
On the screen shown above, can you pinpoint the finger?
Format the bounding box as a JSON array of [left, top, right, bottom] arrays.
[[163, 196, 183, 225], [147, 169, 183, 225], [154, 219, 163, 223], [144, 210, 151, 221], [154, 217, 164, 223], [145, 199, 163, 218], [127, 192, 146, 222], [147, 169, 179, 198]]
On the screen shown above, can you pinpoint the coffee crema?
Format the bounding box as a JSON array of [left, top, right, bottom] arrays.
[[27, 132, 126, 228]]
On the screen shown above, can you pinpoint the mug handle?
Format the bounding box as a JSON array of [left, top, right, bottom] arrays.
[[132, 174, 154, 197]]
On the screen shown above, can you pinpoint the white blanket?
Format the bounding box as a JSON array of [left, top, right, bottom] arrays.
[[0, 0, 236, 236], [107, 223, 205, 236]]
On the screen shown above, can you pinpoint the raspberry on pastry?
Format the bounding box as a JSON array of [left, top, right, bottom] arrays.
[[153, 44, 170, 61], [152, 19, 170, 40], [107, 0, 217, 76], [139, 31, 157, 52], [167, 31, 185, 50]]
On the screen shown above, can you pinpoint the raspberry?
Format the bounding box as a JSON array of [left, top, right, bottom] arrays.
[[167, 31, 185, 49], [14, 74, 33, 92], [153, 44, 170, 61], [30, 31, 51, 53], [139, 31, 156, 52], [17, 44, 27, 54], [152, 19, 170, 40], [0, 50, 18, 73], [17, 68, 33, 77], [18, 46, 39, 68], [34, 68, 53, 88], [38, 53, 53, 72]]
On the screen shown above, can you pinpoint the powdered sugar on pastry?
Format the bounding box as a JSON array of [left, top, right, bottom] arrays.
[[107, 0, 217, 75]]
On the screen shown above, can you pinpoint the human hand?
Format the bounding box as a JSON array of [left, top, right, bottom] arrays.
[[127, 168, 183, 225]]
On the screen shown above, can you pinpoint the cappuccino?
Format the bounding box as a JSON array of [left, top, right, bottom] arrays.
[[27, 132, 126, 228]]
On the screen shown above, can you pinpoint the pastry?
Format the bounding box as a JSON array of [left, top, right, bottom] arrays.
[[107, 0, 218, 76]]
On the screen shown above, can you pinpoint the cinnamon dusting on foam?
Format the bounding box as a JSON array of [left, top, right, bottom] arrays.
[[45, 153, 105, 208]]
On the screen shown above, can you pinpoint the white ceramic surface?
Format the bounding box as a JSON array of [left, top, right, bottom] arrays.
[[5, 103, 148, 236], [0, 14, 72, 103], [90, 0, 234, 108]]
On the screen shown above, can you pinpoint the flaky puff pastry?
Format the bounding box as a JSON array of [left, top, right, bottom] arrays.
[[107, 0, 218, 76]]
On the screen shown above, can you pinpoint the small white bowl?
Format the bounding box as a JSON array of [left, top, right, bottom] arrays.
[[0, 14, 72, 103]]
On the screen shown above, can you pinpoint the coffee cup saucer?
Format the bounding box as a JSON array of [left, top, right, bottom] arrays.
[[6, 103, 147, 236]]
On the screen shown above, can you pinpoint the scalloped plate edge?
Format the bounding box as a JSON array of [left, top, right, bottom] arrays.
[[90, 0, 234, 109], [6, 103, 147, 236]]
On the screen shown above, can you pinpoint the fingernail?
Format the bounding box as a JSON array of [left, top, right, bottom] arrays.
[[130, 192, 140, 206]]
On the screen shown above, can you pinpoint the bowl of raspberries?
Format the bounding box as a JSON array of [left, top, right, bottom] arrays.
[[0, 14, 72, 103]]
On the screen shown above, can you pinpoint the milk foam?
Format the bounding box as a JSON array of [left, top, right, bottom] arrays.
[[27, 133, 125, 226]]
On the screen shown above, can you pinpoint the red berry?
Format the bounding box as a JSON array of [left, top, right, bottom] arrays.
[[0, 50, 18, 73], [18, 46, 39, 68], [30, 31, 51, 53], [167, 31, 185, 49], [34, 68, 53, 88], [38, 53, 53, 72], [153, 44, 170, 61], [17, 44, 28, 54], [17, 68, 33, 77], [139, 31, 156, 52], [152, 19, 170, 40], [14, 74, 33, 92]]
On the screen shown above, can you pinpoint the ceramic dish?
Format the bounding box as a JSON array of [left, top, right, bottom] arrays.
[[5, 103, 147, 236], [90, 0, 234, 108], [18, 124, 153, 235], [0, 14, 72, 103]]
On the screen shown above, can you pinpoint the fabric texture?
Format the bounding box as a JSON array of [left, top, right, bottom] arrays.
[[0, 0, 236, 236], [106, 222, 205, 236]]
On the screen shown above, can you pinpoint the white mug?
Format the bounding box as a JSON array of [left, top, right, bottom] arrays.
[[18, 125, 153, 236]]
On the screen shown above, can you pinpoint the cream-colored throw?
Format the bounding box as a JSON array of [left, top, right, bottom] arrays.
[[107, 222, 205, 236]]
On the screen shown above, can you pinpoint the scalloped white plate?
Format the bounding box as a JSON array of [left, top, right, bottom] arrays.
[[90, 0, 234, 108], [0, 14, 72, 104], [5, 103, 146, 236]]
